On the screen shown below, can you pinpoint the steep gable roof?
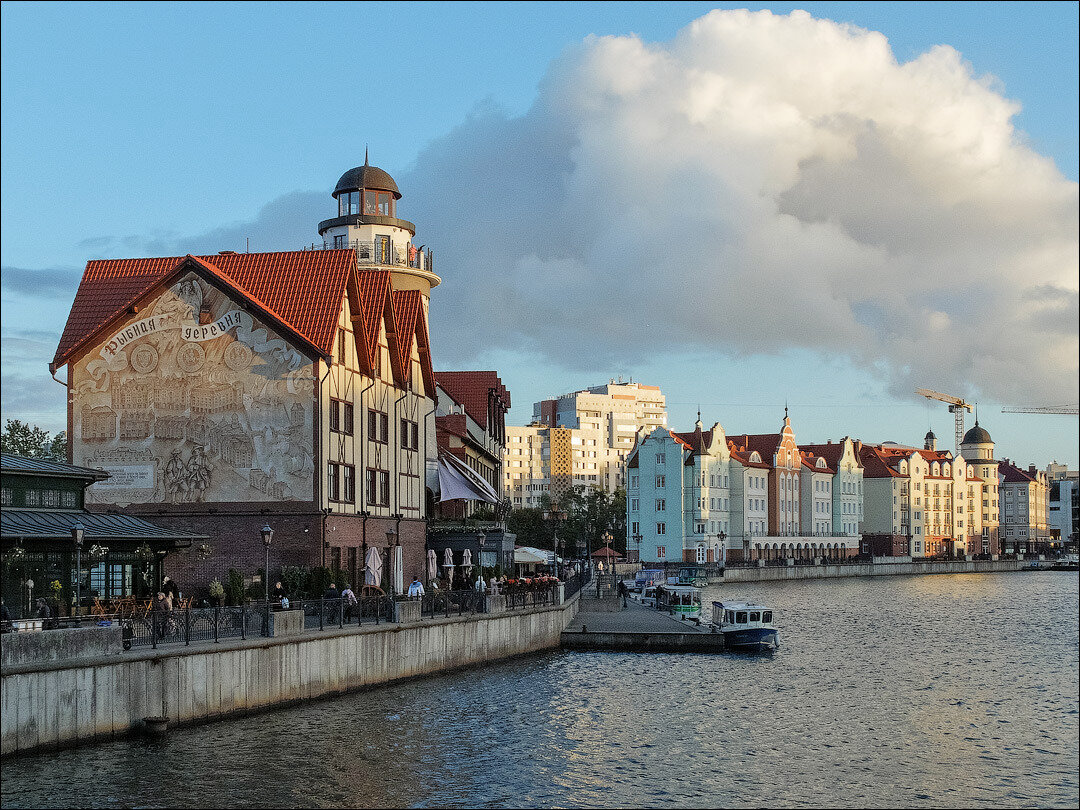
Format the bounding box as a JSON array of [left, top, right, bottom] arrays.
[[436, 372, 510, 430], [53, 249, 357, 369]]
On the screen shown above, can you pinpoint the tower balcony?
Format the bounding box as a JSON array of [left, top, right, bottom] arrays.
[[302, 238, 438, 281]]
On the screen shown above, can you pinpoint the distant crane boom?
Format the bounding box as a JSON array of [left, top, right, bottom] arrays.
[[1001, 405, 1079, 415], [915, 388, 973, 455]]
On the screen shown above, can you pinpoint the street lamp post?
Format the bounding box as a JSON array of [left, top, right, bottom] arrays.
[[632, 533, 642, 565], [386, 524, 399, 594], [71, 522, 85, 620], [261, 525, 273, 607], [477, 530, 486, 591], [543, 502, 567, 577]]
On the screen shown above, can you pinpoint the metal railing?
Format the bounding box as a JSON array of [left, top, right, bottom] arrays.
[[302, 239, 434, 274], [502, 585, 559, 610], [292, 596, 394, 630], [31, 605, 273, 649], [419, 589, 483, 619]]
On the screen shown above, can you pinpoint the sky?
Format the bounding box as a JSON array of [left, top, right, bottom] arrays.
[[2, 1, 1078, 468]]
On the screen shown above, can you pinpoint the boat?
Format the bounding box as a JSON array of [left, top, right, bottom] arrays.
[[711, 601, 779, 649], [655, 584, 703, 620], [625, 568, 666, 594], [675, 566, 709, 587]]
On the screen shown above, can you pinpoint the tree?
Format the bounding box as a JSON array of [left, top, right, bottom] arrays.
[[0, 419, 68, 461], [560, 485, 628, 556], [507, 506, 555, 549]]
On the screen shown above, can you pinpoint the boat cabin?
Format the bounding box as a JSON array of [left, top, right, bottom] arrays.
[[711, 600, 773, 628], [656, 585, 702, 616]]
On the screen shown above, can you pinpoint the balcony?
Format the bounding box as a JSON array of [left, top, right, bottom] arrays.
[[302, 238, 435, 276]]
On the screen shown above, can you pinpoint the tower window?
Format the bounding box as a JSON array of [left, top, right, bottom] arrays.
[[364, 191, 392, 216], [337, 191, 360, 217]]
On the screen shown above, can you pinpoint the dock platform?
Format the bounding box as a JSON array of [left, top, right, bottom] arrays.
[[561, 598, 727, 652]]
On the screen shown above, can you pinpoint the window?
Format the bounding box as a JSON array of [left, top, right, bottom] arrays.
[[368, 410, 389, 443], [696, 523, 706, 534], [630, 498, 639, 511], [330, 399, 354, 435], [330, 546, 341, 570], [749, 612, 760, 622], [656, 452, 665, 464], [333, 234, 346, 249], [61, 490, 78, 509], [657, 523, 666, 536], [736, 611, 748, 624], [366, 468, 377, 505], [631, 521, 639, 535], [0, 488, 11, 506], [328, 463, 341, 502], [655, 475, 665, 488], [379, 470, 390, 506], [42, 490, 60, 508], [365, 190, 392, 216], [337, 328, 347, 364], [401, 419, 419, 451], [631, 475, 639, 488], [343, 464, 355, 503], [657, 544, 666, 558], [656, 499, 666, 511]]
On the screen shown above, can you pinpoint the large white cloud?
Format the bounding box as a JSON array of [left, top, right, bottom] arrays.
[[399, 9, 1078, 404]]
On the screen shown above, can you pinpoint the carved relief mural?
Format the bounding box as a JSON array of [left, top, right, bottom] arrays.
[[72, 271, 315, 505]]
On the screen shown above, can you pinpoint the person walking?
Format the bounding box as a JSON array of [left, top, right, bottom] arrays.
[[407, 576, 425, 598], [322, 583, 339, 622], [341, 584, 357, 622], [617, 578, 628, 609]]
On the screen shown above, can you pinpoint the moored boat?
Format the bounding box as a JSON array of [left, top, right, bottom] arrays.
[[655, 584, 703, 620], [711, 601, 778, 649]]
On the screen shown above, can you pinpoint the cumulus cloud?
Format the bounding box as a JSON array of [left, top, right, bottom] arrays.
[[45, 9, 1076, 407], [395, 8, 1077, 404]]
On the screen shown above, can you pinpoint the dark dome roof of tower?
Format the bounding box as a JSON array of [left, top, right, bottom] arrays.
[[962, 422, 993, 445], [334, 164, 401, 199]]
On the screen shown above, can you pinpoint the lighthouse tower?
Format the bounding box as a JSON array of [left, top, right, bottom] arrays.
[[318, 153, 441, 307]]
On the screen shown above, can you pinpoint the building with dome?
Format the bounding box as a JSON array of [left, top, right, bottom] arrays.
[[51, 159, 440, 596], [959, 420, 1000, 555]]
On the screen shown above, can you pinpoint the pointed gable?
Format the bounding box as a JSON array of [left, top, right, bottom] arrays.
[[53, 249, 357, 369]]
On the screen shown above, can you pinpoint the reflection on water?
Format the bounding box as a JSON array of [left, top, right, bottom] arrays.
[[2, 572, 1077, 809]]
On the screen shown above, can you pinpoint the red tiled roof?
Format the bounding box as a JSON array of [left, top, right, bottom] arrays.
[[52, 250, 437, 400], [859, 445, 906, 478], [799, 441, 859, 471], [730, 434, 783, 462], [671, 426, 714, 455], [998, 460, 1038, 483], [727, 442, 772, 469], [436, 372, 511, 430], [53, 250, 357, 368], [800, 451, 835, 475]]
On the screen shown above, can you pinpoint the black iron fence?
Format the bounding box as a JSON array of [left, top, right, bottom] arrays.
[[503, 584, 559, 610], [292, 596, 394, 630], [38, 605, 272, 649], [418, 589, 483, 619]]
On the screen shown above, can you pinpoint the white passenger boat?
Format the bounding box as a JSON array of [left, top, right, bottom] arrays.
[[656, 584, 703, 620], [711, 601, 778, 649]]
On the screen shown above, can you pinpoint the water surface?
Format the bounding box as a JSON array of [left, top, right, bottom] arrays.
[[2, 572, 1077, 808]]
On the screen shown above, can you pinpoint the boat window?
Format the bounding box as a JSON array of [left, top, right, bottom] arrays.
[[762, 611, 772, 623], [749, 612, 760, 622], [736, 611, 748, 624], [724, 610, 732, 623]]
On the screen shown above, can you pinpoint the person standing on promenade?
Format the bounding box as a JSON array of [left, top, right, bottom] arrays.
[[408, 576, 425, 598]]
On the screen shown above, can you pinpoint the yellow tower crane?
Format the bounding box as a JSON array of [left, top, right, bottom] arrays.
[[1001, 405, 1079, 415], [914, 388, 972, 455]]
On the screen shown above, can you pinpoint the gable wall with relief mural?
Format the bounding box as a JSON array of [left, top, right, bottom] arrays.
[[71, 271, 315, 506]]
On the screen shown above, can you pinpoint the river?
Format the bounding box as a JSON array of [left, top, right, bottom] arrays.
[[2, 571, 1077, 808]]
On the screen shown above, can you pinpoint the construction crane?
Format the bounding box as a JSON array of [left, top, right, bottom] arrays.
[[915, 388, 972, 455], [1001, 405, 1079, 415]]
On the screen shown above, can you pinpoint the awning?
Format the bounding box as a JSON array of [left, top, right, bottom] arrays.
[[514, 548, 548, 565], [436, 451, 499, 504], [1, 508, 206, 545]]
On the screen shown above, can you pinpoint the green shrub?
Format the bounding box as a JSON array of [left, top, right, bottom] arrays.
[[280, 565, 308, 600], [225, 568, 245, 606]]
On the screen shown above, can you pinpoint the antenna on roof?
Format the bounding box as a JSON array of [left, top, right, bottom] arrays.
[[365, 145, 369, 166], [246, 237, 250, 254]]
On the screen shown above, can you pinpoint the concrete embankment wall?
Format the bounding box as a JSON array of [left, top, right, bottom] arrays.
[[722, 558, 1022, 583], [0, 598, 578, 758]]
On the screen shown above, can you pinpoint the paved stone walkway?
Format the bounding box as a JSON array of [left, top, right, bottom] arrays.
[[570, 598, 714, 634]]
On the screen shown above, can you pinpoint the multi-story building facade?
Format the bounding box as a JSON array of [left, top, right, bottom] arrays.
[[627, 413, 859, 566], [998, 459, 1051, 554], [434, 372, 510, 518], [51, 161, 439, 594], [1047, 465, 1078, 549], [533, 380, 666, 493], [959, 421, 1001, 555], [861, 434, 982, 558], [798, 439, 864, 538]]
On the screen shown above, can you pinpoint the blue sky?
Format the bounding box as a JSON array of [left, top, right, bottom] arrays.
[[2, 2, 1078, 466]]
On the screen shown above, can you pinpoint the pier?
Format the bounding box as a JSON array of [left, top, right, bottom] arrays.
[[561, 597, 726, 652]]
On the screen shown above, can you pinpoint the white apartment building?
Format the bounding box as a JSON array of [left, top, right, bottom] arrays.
[[533, 380, 667, 493]]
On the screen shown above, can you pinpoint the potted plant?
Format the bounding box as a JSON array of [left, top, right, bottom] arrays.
[[208, 578, 225, 606]]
